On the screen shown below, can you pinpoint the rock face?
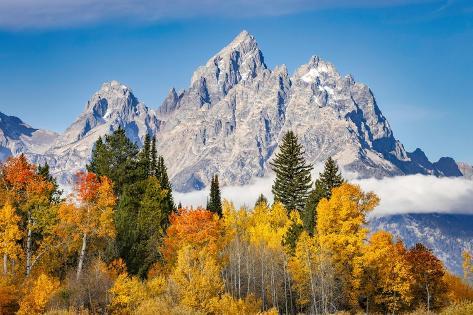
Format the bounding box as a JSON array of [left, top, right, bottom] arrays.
[[0, 111, 58, 160], [154, 30, 462, 191], [0, 31, 466, 191], [24, 81, 160, 185], [370, 213, 473, 275]]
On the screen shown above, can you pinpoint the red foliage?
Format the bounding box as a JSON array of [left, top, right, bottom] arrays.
[[75, 171, 101, 203]]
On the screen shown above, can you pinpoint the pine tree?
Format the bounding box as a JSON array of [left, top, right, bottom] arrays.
[[138, 134, 151, 177], [150, 136, 157, 176], [270, 131, 313, 213], [86, 127, 140, 196], [255, 193, 268, 207], [156, 156, 175, 214], [303, 157, 344, 234], [37, 162, 62, 203], [208, 175, 222, 217]]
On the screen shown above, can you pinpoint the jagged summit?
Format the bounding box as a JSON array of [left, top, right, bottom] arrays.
[[0, 30, 465, 191]]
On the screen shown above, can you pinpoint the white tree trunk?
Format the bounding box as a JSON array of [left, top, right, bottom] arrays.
[[76, 233, 87, 280], [3, 253, 7, 275], [26, 212, 32, 276]]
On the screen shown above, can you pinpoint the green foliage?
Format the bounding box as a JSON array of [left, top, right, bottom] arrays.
[[270, 131, 313, 213], [116, 177, 169, 277], [37, 162, 63, 203], [303, 157, 344, 234], [87, 127, 140, 196], [208, 175, 222, 217]]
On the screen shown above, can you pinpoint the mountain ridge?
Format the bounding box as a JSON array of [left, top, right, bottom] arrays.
[[0, 30, 466, 191]]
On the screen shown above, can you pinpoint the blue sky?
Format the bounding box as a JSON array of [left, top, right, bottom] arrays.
[[0, 0, 471, 163]]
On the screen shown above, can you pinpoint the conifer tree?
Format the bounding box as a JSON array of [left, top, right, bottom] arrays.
[[270, 131, 313, 213], [37, 162, 62, 203], [255, 193, 268, 207], [156, 156, 175, 213], [303, 157, 344, 234], [208, 175, 222, 217], [150, 136, 157, 176], [87, 127, 140, 196], [138, 134, 151, 177]]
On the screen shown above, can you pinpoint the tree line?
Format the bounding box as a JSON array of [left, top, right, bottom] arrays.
[[0, 129, 471, 314]]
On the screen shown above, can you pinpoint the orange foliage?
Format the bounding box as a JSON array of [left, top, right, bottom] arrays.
[[162, 208, 225, 267], [444, 272, 473, 303], [75, 171, 101, 203], [1, 155, 53, 206]]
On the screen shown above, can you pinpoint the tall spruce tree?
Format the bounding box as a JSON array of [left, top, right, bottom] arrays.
[[150, 136, 157, 176], [255, 193, 268, 207], [303, 157, 344, 234], [208, 175, 222, 217], [37, 162, 62, 203], [87, 127, 140, 196], [156, 156, 176, 214], [270, 131, 313, 213]]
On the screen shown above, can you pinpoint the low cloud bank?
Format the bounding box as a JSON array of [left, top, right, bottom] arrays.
[[175, 174, 473, 217]]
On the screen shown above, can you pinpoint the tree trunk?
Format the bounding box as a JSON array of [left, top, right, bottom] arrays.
[[426, 283, 431, 311], [3, 253, 7, 275], [26, 211, 32, 276], [76, 233, 87, 280]]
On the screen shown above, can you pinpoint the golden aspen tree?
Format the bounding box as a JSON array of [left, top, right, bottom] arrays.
[[316, 183, 379, 306], [17, 273, 59, 315], [0, 203, 22, 275], [353, 231, 413, 313], [463, 251, 473, 285], [59, 171, 116, 280], [170, 245, 224, 312], [1, 155, 55, 276]]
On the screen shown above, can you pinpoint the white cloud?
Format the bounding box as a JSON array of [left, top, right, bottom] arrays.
[[175, 173, 473, 217], [0, 0, 438, 29]]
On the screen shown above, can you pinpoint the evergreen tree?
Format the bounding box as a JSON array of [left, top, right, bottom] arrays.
[[37, 162, 62, 203], [150, 136, 157, 176], [87, 127, 140, 196], [115, 177, 169, 277], [156, 156, 175, 214], [178, 201, 183, 209], [303, 157, 344, 234], [270, 131, 313, 213], [208, 175, 222, 217], [138, 134, 151, 176], [255, 193, 268, 207]]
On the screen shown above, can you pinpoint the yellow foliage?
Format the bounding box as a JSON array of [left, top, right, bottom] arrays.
[[444, 272, 473, 303], [207, 293, 261, 315], [288, 231, 318, 308], [109, 273, 147, 314], [440, 301, 473, 315], [0, 203, 23, 264], [353, 231, 413, 313], [316, 183, 379, 303], [170, 245, 224, 311], [17, 273, 60, 315], [463, 251, 473, 284]]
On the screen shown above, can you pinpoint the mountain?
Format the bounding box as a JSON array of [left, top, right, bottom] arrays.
[[0, 31, 465, 191], [154, 30, 462, 191], [24, 81, 161, 185], [370, 213, 473, 275], [0, 111, 58, 160]]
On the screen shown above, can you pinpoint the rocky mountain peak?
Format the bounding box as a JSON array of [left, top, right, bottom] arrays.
[[189, 31, 267, 103]]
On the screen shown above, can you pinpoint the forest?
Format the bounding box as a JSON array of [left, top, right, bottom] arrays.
[[0, 129, 472, 315]]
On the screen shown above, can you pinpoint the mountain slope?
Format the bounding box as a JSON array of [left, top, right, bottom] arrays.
[[26, 80, 161, 185], [155, 30, 461, 192], [370, 213, 473, 275], [0, 111, 58, 160]]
